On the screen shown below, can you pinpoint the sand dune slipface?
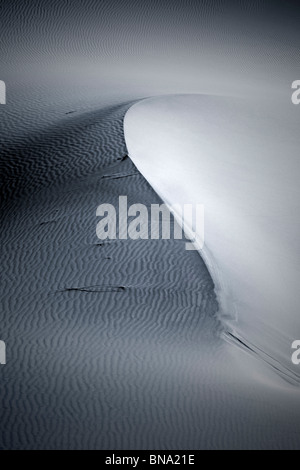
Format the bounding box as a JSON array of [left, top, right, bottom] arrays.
[[124, 94, 300, 385]]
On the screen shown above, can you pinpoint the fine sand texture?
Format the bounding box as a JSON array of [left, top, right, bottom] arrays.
[[0, 103, 219, 449]]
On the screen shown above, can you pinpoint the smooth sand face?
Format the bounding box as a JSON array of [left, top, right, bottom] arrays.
[[124, 94, 300, 384]]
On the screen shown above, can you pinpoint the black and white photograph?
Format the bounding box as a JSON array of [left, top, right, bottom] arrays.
[[0, 0, 300, 452]]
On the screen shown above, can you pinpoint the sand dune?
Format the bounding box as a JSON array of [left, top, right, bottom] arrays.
[[1, 0, 300, 451], [0, 99, 299, 449]]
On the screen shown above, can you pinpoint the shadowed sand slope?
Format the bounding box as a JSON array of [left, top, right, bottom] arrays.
[[0, 103, 219, 449]]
